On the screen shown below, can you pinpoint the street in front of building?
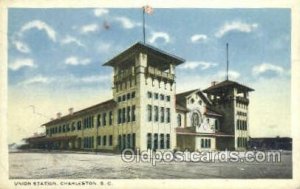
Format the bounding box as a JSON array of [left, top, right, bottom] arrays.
[[9, 151, 292, 179]]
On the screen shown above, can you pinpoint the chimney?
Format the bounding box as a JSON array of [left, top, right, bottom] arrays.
[[69, 107, 74, 115], [56, 112, 62, 119], [211, 81, 218, 86]]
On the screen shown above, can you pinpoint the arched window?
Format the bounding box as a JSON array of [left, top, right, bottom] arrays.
[[191, 113, 199, 127], [177, 114, 182, 127]]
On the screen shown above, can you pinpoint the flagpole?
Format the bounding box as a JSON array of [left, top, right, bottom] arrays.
[[143, 8, 146, 44], [226, 43, 229, 80]]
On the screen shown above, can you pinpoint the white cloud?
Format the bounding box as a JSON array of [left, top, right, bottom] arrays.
[[148, 32, 170, 44], [12, 40, 31, 53], [215, 70, 241, 80], [80, 24, 99, 34], [20, 20, 56, 42], [9, 58, 35, 71], [94, 9, 109, 17], [65, 56, 91, 66], [215, 21, 258, 38], [18, 74, 110, 87], [190, 34, 208, 43], [252, 63, 284, 76], [97, 42, 112, 53], [114, 16, 141, 29], [60, 35, 85, 47], [179, 61, 218, 70], [19, 75, 51, 86]]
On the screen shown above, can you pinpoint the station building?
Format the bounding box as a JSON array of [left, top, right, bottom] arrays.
[[25, 42, 254, 152]]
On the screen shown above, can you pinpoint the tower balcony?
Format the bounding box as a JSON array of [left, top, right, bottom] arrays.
[[114, 69, 135, 84], [146, 66, 175, 81], [236, 96, 249, 105]]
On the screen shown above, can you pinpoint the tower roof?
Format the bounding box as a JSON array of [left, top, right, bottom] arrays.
[[103, 42, 185, 69], [203, 80, 254, 94]]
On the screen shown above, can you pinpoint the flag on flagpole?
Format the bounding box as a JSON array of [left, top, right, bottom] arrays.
[[143, 5, 153, 14], [142, 5, 153, 44]]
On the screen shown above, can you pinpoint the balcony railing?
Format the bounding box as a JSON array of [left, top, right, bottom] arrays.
[[146, 66, 174, 81], [114, 69, 135, 83]]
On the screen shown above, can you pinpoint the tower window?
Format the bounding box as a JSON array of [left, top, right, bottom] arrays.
[[127, 93, 131, 100], [160, 94, 165, 101], [147, 105, 152, 121], [154, 93, 159, 99], [147, 91, 152, 98], [166, 95, 170, 102], [131, 92, 135, 98], [177, 114, 182, 127], [154, 106, 159, 122]]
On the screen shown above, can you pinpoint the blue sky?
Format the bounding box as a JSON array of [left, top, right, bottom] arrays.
[[7, 8, 291, 142]]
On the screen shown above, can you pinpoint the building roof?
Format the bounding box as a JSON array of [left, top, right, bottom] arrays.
[[204, 108, 223, 117], [42, 99, 116, 127], [176, 104, 189, 112], [176, 89, 211, 106], [103, 42, 185, 68], [203, 80, 254, 94]]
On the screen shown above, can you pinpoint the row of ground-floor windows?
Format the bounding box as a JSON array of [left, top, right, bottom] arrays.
[[118, 133, 136, 150], [147, 133, 170, 150], [82, 135, 113, 148], [96, 135, 113, 146], [237, 137, 247, 148], [201, 139, 211, 148]]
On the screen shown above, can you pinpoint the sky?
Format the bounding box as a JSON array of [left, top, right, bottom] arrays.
[[7, 8, 291, 144]]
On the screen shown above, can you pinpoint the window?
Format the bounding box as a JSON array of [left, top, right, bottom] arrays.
[[103, 112, 107, 126], [109, 135, 113, 146], [154, 93, 159, 99], [121, 134, 126, 149], [122, 95, 126, 101], [190, 98, 195, 104], [177, 114, 182, 127], [127, 134, 131, 148], [191, 113, 199, 126], [97, 136, 101, 145], [71, 122, 75, 131], [118, 96, 121, 102], [131, 92, 135, 98], [122, 108, 126, 123], [201, 139, 211, 148], [154, 134, 158, 150], [160, 94, 164, 101], [147, 133, 152, 149], [166, 134, 170, 149], [147, 105, 152, 121], [132, 105, 136, 121], [109, 111, 113, 125], [118, 109, 122, 124], [132, 133, 136, 149], [67, 124, 70, 132], [154, 106, 159, 122], [166, 108, 170, 123], [160, 134, 164, 149], [59, 126, 62, 133], [160, 107, 165, 123], [118, 135, 122, 150], [77, 121, 81, 130], [127, 93, 131, 100], [166, 95, 170, 102], [147, 91, 152, 98], [215, 119, 219, 131], [127, 107, 131, 122], [97, 114, 101, 127], [103, 136, 107, 146], [198, 100, 202, 105], [63, 125, 66, 132]]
